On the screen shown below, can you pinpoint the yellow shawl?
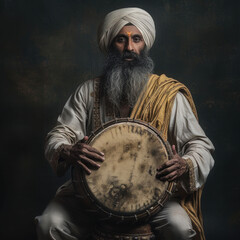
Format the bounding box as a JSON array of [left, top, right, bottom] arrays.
[[130, 74, 205, 240]]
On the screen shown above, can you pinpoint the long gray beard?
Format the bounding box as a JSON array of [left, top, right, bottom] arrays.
[[102, 48, 154, 108]]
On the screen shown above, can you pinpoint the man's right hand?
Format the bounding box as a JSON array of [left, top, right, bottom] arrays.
[[59, 136, 105, 174]]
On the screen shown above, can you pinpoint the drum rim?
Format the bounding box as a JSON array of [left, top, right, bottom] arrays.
[[72, 118, 176, 222]]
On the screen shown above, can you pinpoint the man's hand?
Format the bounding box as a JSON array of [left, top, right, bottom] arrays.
[[59, 136, 105, 175], [156, 145, 188, 182]]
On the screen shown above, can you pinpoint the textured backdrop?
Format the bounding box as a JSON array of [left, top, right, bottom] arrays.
[[1, 0, 240, 239]]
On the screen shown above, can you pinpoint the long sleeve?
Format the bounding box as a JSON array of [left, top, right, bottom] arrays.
[[45, 80, 94, 175], [168, 92, 215, 192]]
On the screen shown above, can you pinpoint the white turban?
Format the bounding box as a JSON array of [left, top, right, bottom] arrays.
[[98, 7, 156, 54]]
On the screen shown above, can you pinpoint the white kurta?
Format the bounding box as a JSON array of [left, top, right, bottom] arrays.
[[45, 79, 214, 192]]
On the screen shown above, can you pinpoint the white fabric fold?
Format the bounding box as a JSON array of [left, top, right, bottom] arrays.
[[168, 92, 215, 191]]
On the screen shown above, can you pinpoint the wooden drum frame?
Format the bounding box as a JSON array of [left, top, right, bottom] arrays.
[[72, 118, 176, 223]]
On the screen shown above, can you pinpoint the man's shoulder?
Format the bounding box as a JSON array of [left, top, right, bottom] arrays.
[[74, 77, 100, 95], [151, 73, 181, 84], [148, 73, 183, 89], [77, 78, 97, 89], [150, 74, 191, 93]]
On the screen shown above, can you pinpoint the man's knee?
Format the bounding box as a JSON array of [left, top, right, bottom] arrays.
[[35, 200, 94, 240], [35, 203, 69, 240], [150, 201, 196, 239]]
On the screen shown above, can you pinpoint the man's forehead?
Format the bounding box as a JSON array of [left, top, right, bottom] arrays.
[[117, 25, 143, 36]]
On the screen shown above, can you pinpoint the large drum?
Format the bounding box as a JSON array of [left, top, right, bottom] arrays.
[[72, 118, 176, 223]]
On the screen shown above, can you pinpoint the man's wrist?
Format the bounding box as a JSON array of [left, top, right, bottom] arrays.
[[181, 158, 197, 192], [57, 144, 72, 164], [183, 158, 189, 174]]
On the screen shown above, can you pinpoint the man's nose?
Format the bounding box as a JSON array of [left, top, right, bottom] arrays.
[[125, 39, 134, 51]]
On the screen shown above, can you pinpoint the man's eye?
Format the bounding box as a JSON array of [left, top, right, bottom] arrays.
[[116, 37, 126, 43], [133, 36, 141, 42]]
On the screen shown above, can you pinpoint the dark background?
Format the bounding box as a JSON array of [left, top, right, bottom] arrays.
[[1, 0, 240, 239]]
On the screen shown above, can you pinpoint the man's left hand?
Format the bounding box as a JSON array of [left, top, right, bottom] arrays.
[[156, 145, 188, 182]]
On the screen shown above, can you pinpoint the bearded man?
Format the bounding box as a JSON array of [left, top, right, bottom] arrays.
[[36, 7, 214, 240]]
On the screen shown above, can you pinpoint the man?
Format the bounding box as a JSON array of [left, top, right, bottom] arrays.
[[36, 7, 214, 240]]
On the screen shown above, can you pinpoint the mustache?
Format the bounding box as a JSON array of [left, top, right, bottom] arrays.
[[122, 50, 139, 60]]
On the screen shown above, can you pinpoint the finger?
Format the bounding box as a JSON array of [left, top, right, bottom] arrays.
[[168, 175, 178, 182], [84, 144, 105, 157], [156, 164, 179, 177], [76, 161, 91, 175], [172, 145, 177, 155], [81, 136, 89, 143], [159, 171, 177, 181], [79, 154, 101, 168], [81, 148, 105, 162], [157, 159, 178, 171]]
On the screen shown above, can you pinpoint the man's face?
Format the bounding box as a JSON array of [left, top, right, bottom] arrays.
[[113, 25, 145, 59]]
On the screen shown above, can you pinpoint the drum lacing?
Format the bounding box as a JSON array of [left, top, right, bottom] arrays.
[[166, 190, 172, 195], [157, 200, 163, 207]]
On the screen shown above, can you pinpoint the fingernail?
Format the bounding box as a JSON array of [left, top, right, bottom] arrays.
[[101, 152, 104, 156]]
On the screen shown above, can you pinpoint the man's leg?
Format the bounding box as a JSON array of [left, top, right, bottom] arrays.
[[150, 200, 196, 240], [35, 182, 96, 240]]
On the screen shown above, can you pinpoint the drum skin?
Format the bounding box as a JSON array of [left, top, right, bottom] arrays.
[[72, 118, 176, 223]]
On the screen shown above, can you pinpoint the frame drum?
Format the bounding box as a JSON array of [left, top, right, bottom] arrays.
[[72, 118, 176, 223]]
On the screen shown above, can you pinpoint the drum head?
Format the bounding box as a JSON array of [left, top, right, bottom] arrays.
[[72, 119, 175, 222]]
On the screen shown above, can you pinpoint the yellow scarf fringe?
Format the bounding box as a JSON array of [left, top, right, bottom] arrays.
[[130, 74, 205, 240]]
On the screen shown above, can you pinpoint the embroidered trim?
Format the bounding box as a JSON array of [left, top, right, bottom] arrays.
[[93, 78, 116, 127], [93, 79, 101, 130], [105, 96, 115, 117], [185, 158, 197, 192]]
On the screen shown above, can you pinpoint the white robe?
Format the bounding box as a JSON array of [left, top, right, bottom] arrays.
[[45, 79, 214, 193]]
